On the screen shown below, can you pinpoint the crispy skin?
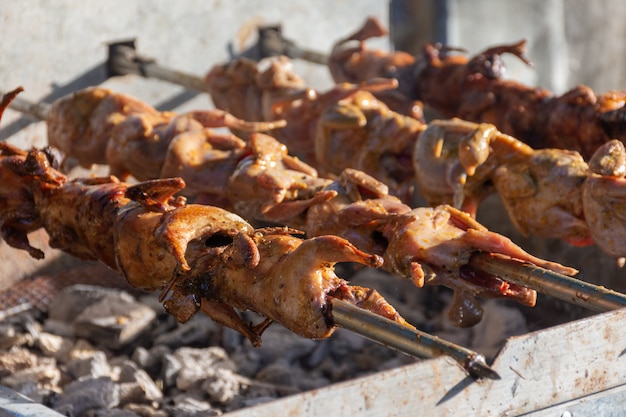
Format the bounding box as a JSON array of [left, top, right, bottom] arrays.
[[206, 56, 423, 164], [303, 169, 574, 298], [412, 43, 626, 159], [226, 133, 335, 227], [201, 231, 398, 339], [205, 56, 307, 123], [413, 119, 503, 213], [315, 90, 424, 202], [301, 169, 550, 327], [327, 16, 421, 118], [582, 140, 626, 258], [160, 130, 247, 202], [17, 89, 582, 326], [412, 119, 594, 246], [46, 87, 285, 178], [328, 18, 626, 160], [493, 149, 591, 245], [328, 16, 414, 85], [207, 59, 424, 202], [0, 135, 408, 344], [47, 87, 159, 168]]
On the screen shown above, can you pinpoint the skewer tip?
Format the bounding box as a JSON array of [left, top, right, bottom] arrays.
[[465, 353, 501, 380]]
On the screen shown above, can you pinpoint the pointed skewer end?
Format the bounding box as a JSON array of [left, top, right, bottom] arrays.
[[465, 353, 501, 380]]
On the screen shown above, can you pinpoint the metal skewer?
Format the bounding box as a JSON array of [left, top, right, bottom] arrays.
[[106, 32, 328, 91], [251, 25, 328, 65], [331, 298, 500, 380], [7, 88, 626, 316], [107, 40, 206, 92], [469, 253, 626, 312], [0, 89, 50, 120], [6, 92, 626, 313], [2, 89, 501, 379], [7, 89, 626, 378], [4, 93, 51, 121]]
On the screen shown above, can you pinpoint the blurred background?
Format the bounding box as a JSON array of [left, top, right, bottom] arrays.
[[3, 0, 625, 141], [1, 0, 625, 292]]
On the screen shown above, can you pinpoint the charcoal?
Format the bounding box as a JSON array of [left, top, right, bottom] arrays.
[[43, 318, 76, 338], [200, 368, 240, 403], [173, 347, 235, 391], [116, 361, 163, 403], [0, 324, 35, 350], [131, 345, 168, 373], [1, 358, 61, 392], [469, 299, 528, 360], [88, 409, 142, 417], [153, 315, 221, 349], [254, 361, 295, 388], [0, 346, 38, 374], [255, 360, 328, 393], [0, 323, 19, 350], [66, 338, 100, 361], [124, 403, 169, 417], [244, 325, 317, 365], [73, 294, 157, 349], [303, 338, 331, 369], [227, 349, 262, 378], [234, 396, 275, 409], [38, 331, 74, 360], [52, 376, 120, 416], [166, 394, 221, 417], [161, 352, 182, 389], [48, 285, 135, 322], [66, 351, 112, 379], [220, 327, 244, 352], [0, 264, 527, 415]]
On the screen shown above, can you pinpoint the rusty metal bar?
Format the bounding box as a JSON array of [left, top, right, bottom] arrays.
[[5, 94, 51, 121], [106, 32, 327, 93], [469, 252, 626, 312], [107, 40, 206, 91], [8, 89, 626, 318], [252, 25, 328, 65], [330, 298, 500, 380]]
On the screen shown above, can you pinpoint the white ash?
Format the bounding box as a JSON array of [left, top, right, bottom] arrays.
[[66, 351, 112, 379], [0, 266, 557, 416], [38, 331, 74, 359], [173, 347, 235, 391]]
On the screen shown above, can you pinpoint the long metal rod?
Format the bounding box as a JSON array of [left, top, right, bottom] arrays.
[[107, 42, 206, 92], [106, 37, 327, 93], [5, 94, 51, 120], [102, 45, 626, 314], [141, 62, 207, 92], [0, 88, 50, 121], [331, 298, 500, 380], [7, 89, 626, 377], [469, 253, 626, 312], [8, 92, 626, 314], [1, 89, 498, 379]]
